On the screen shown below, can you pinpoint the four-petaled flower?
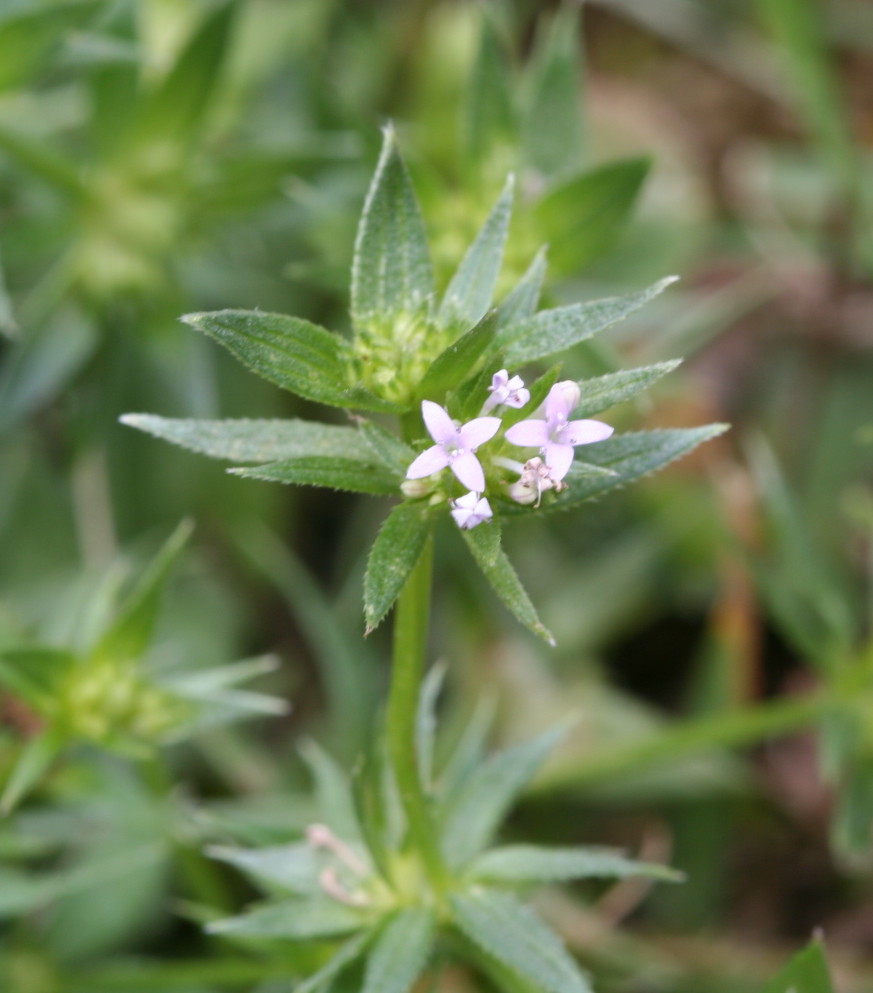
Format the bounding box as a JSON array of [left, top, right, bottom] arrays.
[[450, 491, 493, 530], [505, 381, 613, 481], [482, 369, 530, 414], [406, 401, 500, 492]]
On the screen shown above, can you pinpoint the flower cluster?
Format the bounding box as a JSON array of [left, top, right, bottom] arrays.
[[405, 371, 613, 528]]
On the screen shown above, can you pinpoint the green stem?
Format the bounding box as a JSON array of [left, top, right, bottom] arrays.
[[386, 534, 449, 891]]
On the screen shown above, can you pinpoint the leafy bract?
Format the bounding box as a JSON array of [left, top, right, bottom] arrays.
[[467, 845, 684, 884], [183, 310, 399, 412], [418, 311, 500, 401], [574, 361, 683, 417], [498, 276, 678, 365], [450, 889, 592, 993], [364, 503, 432, 633], [361, 907, 435, 993], [352, 125, 433, 330], [230, 457, 400, 495]]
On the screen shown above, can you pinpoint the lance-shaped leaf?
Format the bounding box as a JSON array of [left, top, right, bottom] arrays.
[[450, 890, 592, 993], [207, 843, 325, 896], [467, 845, 684, 884], [460, 11, 516, 166], [574, 360, 683, 417], [498, 276, 678, 366], [462, 522, 554, 645], [230, 457, 400, 495], [534, 157, 651, 277], [206, 898, 369, 940], [183, 310, 399, 412], [294, 930, 373, 993], [439, 177, 514, 328], [351, 125, 433, 329], [120, 415, 370, 464], [497, 247, 547, 330], [0, 648, 75, 710], [299, 739, 362, 844], [0, 731, 64, 815], [364, 503, 432, 634], [502, 425, 728, 516], [361, 907, 436, 993], [359, 420, 417, 477], [417, 311, 499, 401], [92, 520, 193, 664], [763, 939, 835, 993], [441, 723, 567, 869]]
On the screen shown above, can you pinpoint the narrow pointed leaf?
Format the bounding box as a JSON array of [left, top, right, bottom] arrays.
[[461, 12, 516, 165], [230, 457, 400, 495], [0, 124, 87, 198], [120, 415, 370, 464], [441, 723, 567, 869], [351, 126, 433, 329], [462, 523, 553, 644], [468, 845, 684, 884], [362, 907, 435, 993], [183, 310, 399, 412], [450, 890, 592, 993], [439, 177, 514, 327], [0, 649, 75, 709], [499, 276, 678, 365], [418, 311, 499, 400], [416, 662, 447, 789], [299, 739, 363, 843], [207, 843, 324, 895], [574, 360, 683, 417], [92, 520, 193, 663], [294, 930, 373, 993], [497, 248, 547, 330], [364, 503, 432, 633], [1, 732, 64, 814], [359, 421, 417, 477], [763, 939, 835, 993], [206, 898, 368, 940]]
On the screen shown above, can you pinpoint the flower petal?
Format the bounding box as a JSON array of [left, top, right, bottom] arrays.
[[421, 400, 457, 444], [505, 419, 549, 447], [407, 444, 449, 479], [563, 419, 614, 446], [545, 381, 581, 422], [451, 451, 485, 491], [543, 442, 574, 481], [459, 416, 501, 450]]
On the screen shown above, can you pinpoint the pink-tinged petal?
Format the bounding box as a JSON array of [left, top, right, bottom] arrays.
[[406, 444, 449, 479], [490, 370, 509, 391], [506, 387, 530, 408], [451, 451, 485, 491], [563, 419, 614, 446], [543, 442, 574, 481], [459, 416, 501, 450], [505, 419, 549, 447], [545, 381, 581, 422], [421, 400, 456, 444]]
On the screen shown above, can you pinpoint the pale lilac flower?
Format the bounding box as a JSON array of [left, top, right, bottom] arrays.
[[450, 491, 493, 529], [406, 401, 501, 492], [507, 457, 567, 507], [505, 381, 613, 481], [481, 369, 530, 414]]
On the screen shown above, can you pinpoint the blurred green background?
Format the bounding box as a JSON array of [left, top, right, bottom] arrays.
[[0, 1, 871, 991]]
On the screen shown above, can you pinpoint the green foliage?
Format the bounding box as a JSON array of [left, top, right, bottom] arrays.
[[763, 940, 835, 993]]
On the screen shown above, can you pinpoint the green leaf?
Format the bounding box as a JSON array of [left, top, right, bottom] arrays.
[[462, 522, 554, 644], [92, 520, 193, 664], [763, 939, 835, 993], [0, 247, 18, 338], [0, 648, 75, 710], [461, 11, 516, 166], [450, 890, 592, 993], [0, 731, 64, 815], [128, 0, 235, 147], [497, 247, 547, 330], [522, 6, 584, 179], [498, 276, 678, 366], [439, 177, 514, 328], [351, 125, 433, 330], [533, 157, 651, 276], [362, 907, 435, 993], [206, 898, 368, 940], [364, 503, 432, 634], [467, 845, 684, 884], [416, 662, 447, 790], [294, 930, 373, 993], [574, 361, 682, 417], [183, 310, 399, 412], [418, 311, 500, 400], [230, 457, 400, 495], [515, 425, 729, 515], [831, 758, 873, 857], [299, 739, 362, 844], [359, 420, 417, 477], [207, 843, 323, 895], [441, 723, 567, 869], [119, 415, 370, 464]]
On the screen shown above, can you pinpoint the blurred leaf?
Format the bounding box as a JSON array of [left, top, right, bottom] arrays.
[[522, 5, 584, 180], [763, 939, 835, 993], [416, 662, 446, 790], [0, 249, 17, 338], [206, 898, 368, 939], [441, 722, 566, 869], [450, 889, 592, 993], [574, 360, 683, 417], [461, 11, 516, 168], [533, 157, 651, 276], [364, 503, 432, 634], [467, 844, 684, 884], [418, 311, 499, 401], [230, 456, 399, 495], [831, 757, 873, 856], [294, 930, 373, 993], [439, 177, 514, 328], [299, 739, 363, 844], [497, 247, 547, 330], [207, 843, 323, 896], [0, 731, 63, 815], [361, 907, 435, 993], [462, 520, 554, 644], [498, 276, 678, 365], [0, 648, 75, 709], [351, 125, 433, 330]]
